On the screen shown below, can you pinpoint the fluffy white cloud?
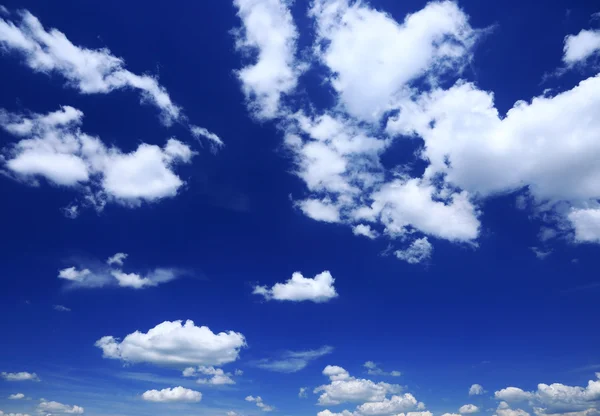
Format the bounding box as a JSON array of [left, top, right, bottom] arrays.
[[395, 237, 433, 264], [252, 346, 333, 373], [496, 402, 531, 416], [182, 366, 235, 385], [315, 366, 403, 406], [459, 404, 480, 414], [495, 388, 535, 402], [356, 394, 420, 415], [1, 372, 39, 382], [8, 394, 24, 400], [0, 412, 30, 416], [363, 361, 401, 377], [298, 198, 341, 223], [95, 320, 246, 367], [245, 396, 274, 412], [568, 208, 600, 243], [37, 399, 83, 414], [469, 384, 485, 396], [353, 224, 378, 239], [0, 107, 195, 210], [309, 0, 478, 121], [58, 253, 182, 289], [495, 374, 600, 414], [564, 28, 600, 65], [253, 271, 338, 303], [141, 386, 202, 403], [233, 0, 300, 119]]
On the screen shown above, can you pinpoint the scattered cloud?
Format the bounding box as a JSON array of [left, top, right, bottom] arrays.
[[459, 404, 480, 414], [252, 346, 334, 373], [37, 399, 83, 414], [95, 319, 246, 367], [563, 28, 600, 65], [1, 372, 40, 382], [363, 362, 401, 377], [0, 106, 196, 211], [57, 252, 184, 289], [469, 384, 485, 396], [233, 0, 301, 119], [182, 366, 236, 385], [395, 237, 433, 264], [353, 224, 378, 239], [245, 395, 274, 412], [252, 271, 338, 303], [141, 386, 202, 403], [530, 247, 552, 260], [299, 387, 308, 398], [52, 305, 71, 312], [8, 393, 24, 400]]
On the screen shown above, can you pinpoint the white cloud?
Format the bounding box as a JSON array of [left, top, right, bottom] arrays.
[[8, 394, 24, 400], [495, 374, 600, 414], [298, 198, 341, 223], [564, 29, 600, 65], [58, 253, 183, 289], [496, 402, 531, 416], [245, 396, 274, 412], [353, 224, 378, 239], [95, 320, 246, 367], [182, 366, 235, 385], [233, 0, 300, 119], [37, 399, 83, 414], [299, 387, 308, 398], [395, 237, 433, 264], [190, 125, 224, 148], [0, 413, 30, 416], [53, 305, 71, 312], [141, 386, 202, 403], [315, 366, 403, 406], [0, 107, 195, 209], [253, 271, 338, 303], [252, 346, 333, 373], [0, 8, 219, 132], [363, 361, 401, 377], [459, 404, 480, 414], [530, 247, 552, 259], [356, 394, 419, 415], [495, 388, 535, 402], [568, 208, 600, 243], [1, 372, 39, 382], [107, 252, 127, 266], [309, 0, 478, 121], [469, 384, 485, 396]]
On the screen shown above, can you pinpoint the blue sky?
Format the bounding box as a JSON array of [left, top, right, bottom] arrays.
[[0, 0, 600, 415]]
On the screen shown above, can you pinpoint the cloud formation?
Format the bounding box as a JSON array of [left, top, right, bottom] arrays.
[[252, 346, 334, 373], [0, 372, 39, 382], [141, 386, 202, 403], [245, 395, 274, 412], [95, 320, 246, 367], [253, 271, 338, 303]]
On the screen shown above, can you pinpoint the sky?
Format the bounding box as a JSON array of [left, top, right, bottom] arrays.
[[0, 0, 600, 415]]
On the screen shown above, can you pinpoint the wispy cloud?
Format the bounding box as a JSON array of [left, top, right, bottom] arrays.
[[251, 346, 333, 373]]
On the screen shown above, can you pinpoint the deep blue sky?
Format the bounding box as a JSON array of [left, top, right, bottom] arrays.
[[0, 1, 599, 416]]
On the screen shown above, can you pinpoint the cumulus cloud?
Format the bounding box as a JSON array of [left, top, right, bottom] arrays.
[[496, 402, 531, 416], [141, 386, 202, 403], [315, 365, 404, 406], [363, 361, 401, 377], [494, 374, 600, 414], [564, 28, 600, 65], [182, 366, 236, 385], [469, 384, 485, 396], [95, 320, 246, 367], [37, 399, 83, 414], [233, 0, 301, 119], [245, 396, 274, 412], [459, 404, 480, 414], [8, 394, 24, 400], [253, 271, 338, 303], [299, 387, 308, 398], [1, 372, 39, 382], [57, 252, 183, 289], [0, 106, 196, 210], [252, 346, 334, 373], [232, 0, 600, 260]]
